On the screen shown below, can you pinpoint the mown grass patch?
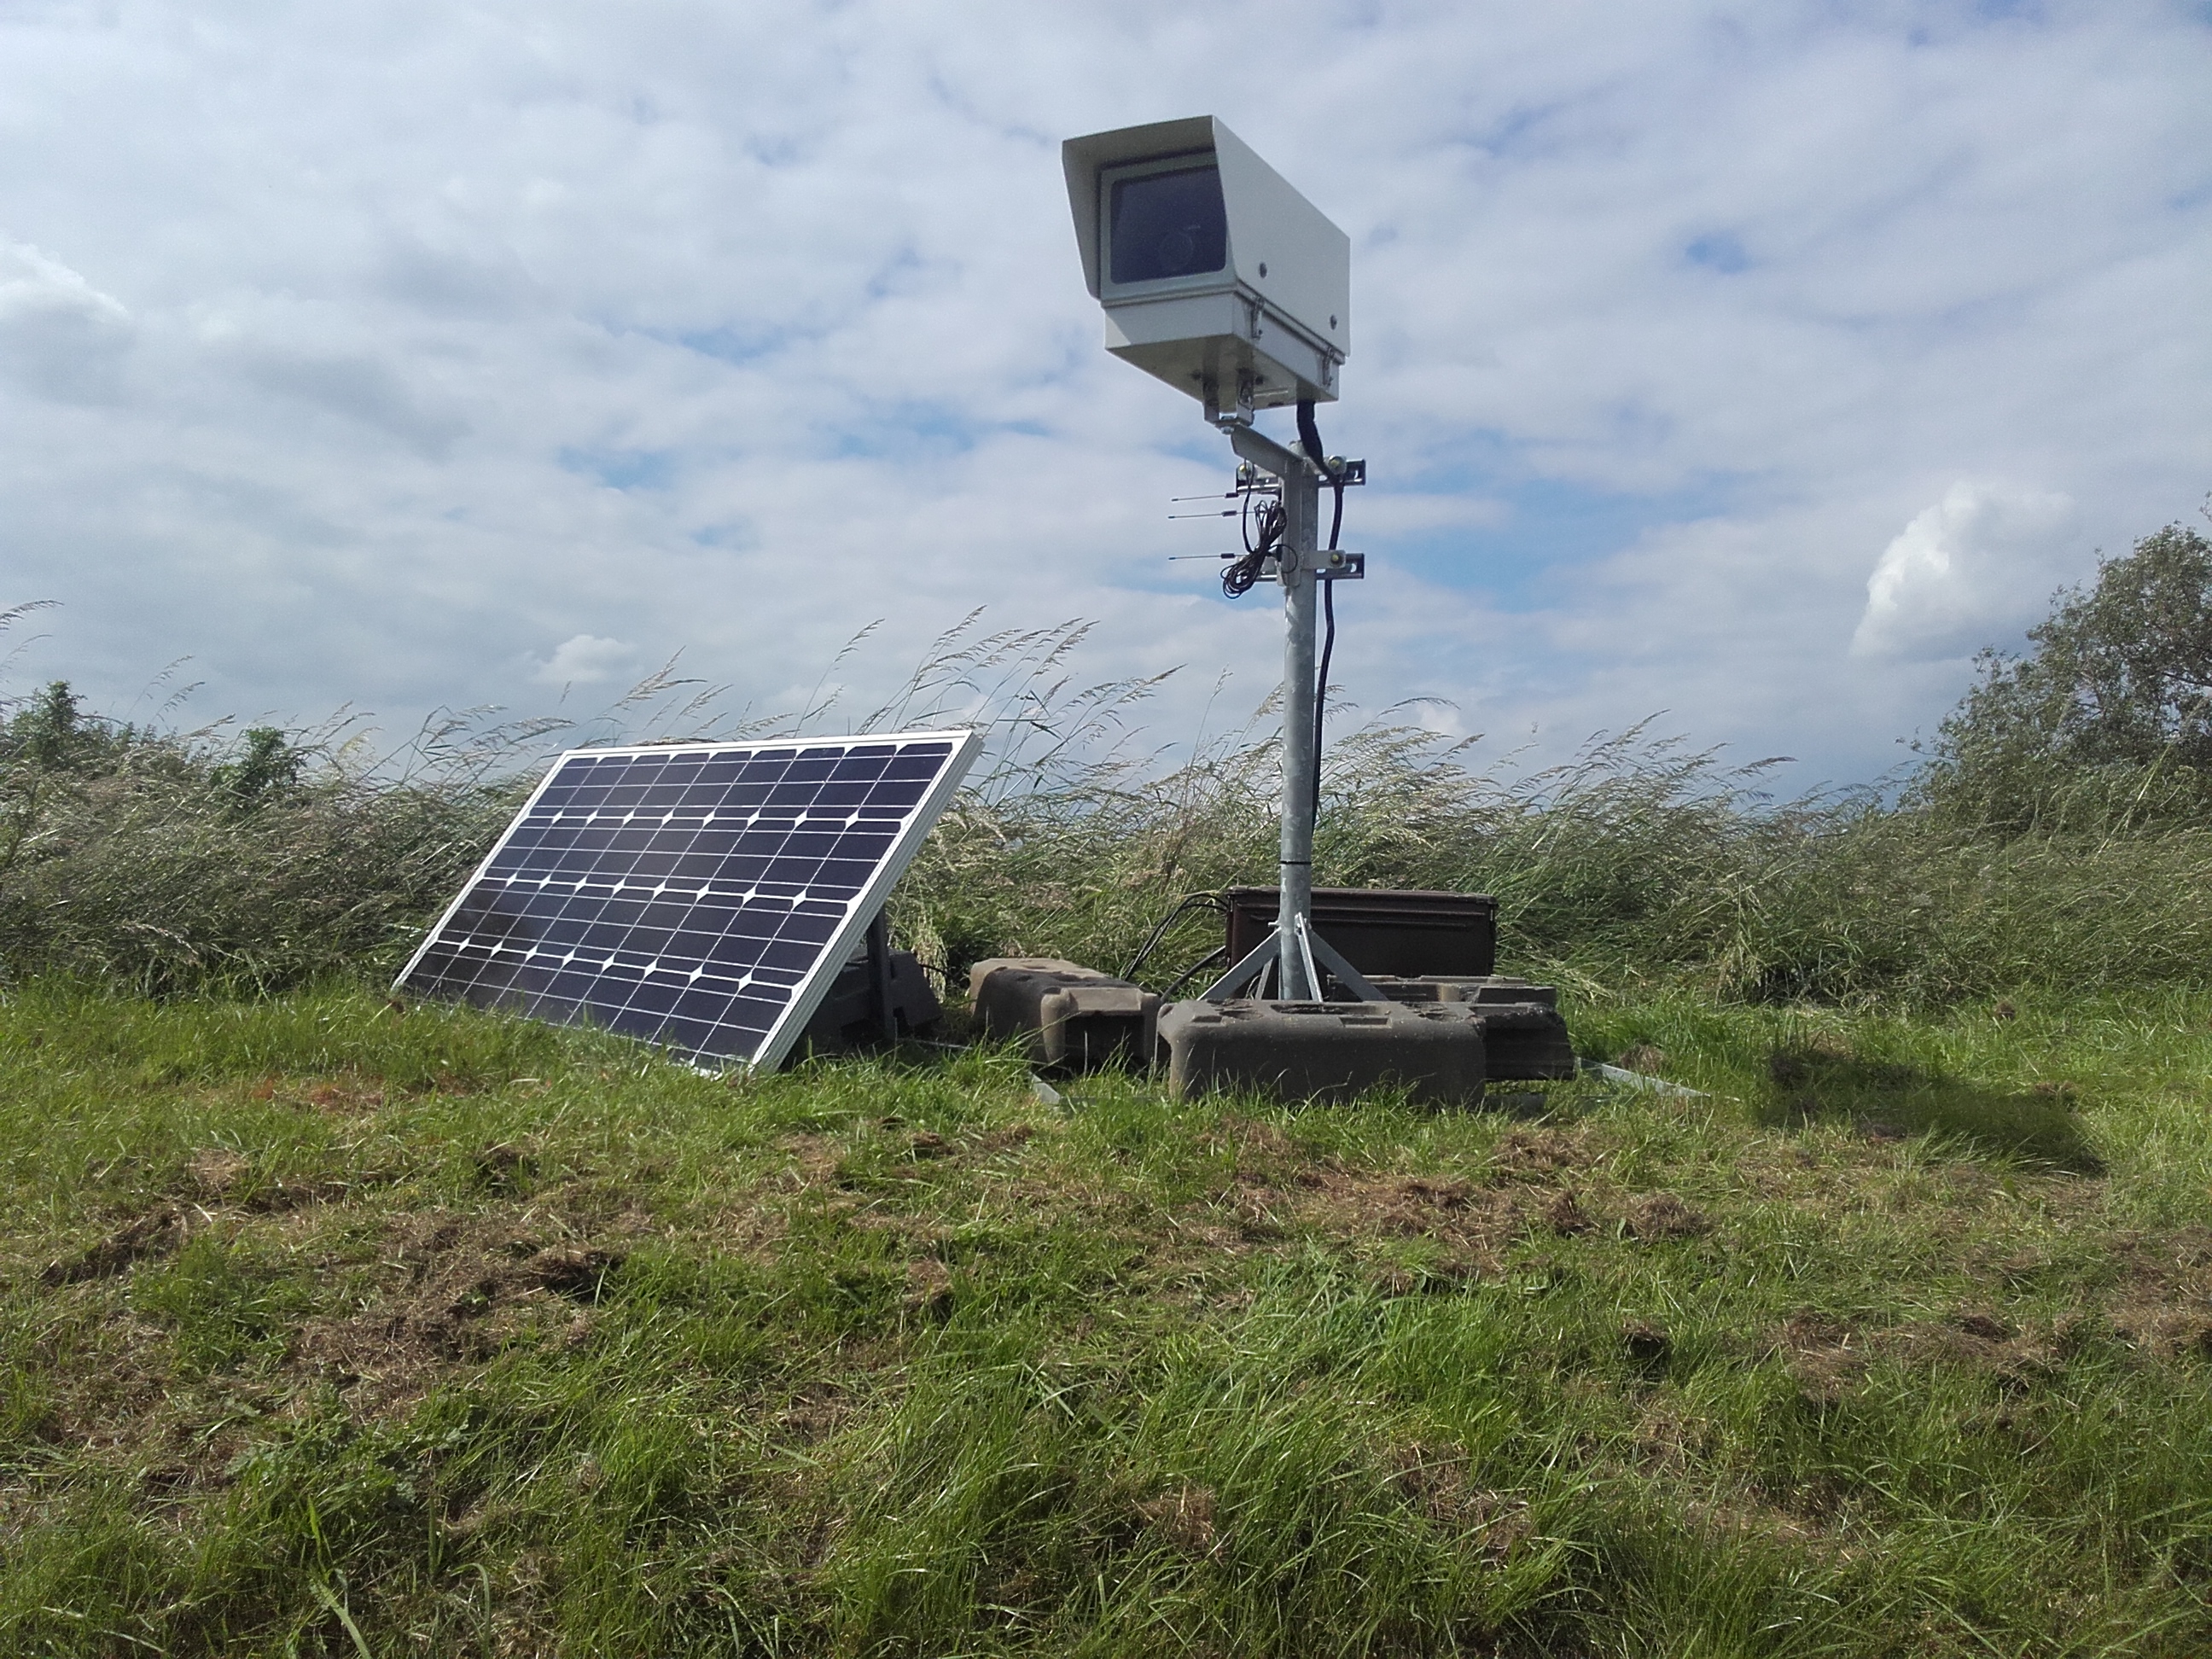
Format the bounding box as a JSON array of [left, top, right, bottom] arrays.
[[6, 984, 2212, 1654]]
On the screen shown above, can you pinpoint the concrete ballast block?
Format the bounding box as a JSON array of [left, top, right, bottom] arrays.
[[1155, 998, 1487, 1106], [1364, 976, 1575, 1080], [969, 958, 1161, 1072]]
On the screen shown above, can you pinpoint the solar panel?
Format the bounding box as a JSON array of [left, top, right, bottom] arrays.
[[393, 728, 981, 1070]]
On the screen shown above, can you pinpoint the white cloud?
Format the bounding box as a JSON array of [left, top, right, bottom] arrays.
[[1852, 483, 2078, 661], [0, 238, 126, 326], [0, 236, 132, 402], [533, 633, 639, 687], [0, 2, 2203, 787]]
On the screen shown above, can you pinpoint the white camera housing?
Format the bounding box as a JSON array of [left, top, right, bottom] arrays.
[[1063, 116, 1349, 415]]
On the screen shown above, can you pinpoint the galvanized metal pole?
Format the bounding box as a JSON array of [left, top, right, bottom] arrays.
[[1276, 457, 1319, 999], [1202, 420, 1333, 1006]]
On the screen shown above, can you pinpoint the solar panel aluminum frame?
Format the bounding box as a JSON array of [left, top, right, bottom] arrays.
[[392, 727, 981, 1074]]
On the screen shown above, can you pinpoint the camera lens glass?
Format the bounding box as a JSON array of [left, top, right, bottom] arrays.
[[1109, 165, 1228, 285]]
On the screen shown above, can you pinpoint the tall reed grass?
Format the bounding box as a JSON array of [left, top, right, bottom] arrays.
[[7, 611, 2212, 1006]]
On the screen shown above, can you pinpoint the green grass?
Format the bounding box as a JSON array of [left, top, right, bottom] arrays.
[[8, 984, 2212, 1655]]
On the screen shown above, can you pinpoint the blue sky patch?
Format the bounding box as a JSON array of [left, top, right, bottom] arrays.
[[558, 448, 678, 491], [1685, 231, 1751, 273]]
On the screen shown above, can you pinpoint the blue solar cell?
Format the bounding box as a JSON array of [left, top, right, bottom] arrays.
[[395, 729, 979, 1069]]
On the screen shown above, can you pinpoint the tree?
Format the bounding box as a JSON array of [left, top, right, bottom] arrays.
[[1924, 520, 2212, 829], [1946, 523, 2212, 768]]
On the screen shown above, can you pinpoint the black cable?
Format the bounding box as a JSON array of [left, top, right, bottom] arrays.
[[1313, 573, 1335, 822], [1223, 492, 1280, 598], [1295, 400, 1347, 822], [1296, 399, 1346, 551], [1158, 946, 1226, 1001], [1119, 892, 1229, 982]]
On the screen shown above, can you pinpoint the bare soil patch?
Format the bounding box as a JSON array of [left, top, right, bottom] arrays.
[[1137, 1481, 1221, 1557], [1386, 1443, 1532, 1555], [1489, 1125, 1607, 1179], [292, 1212, 626, 1415], [1770, 1307, 2077, 1401], [2105, 1228, 2212, 1358], [1625, 1191, 1712, 1240], [40, 1206, 198, 1285]]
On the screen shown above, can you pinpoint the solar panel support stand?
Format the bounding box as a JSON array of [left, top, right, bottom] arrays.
[[1200, 422, 1388, 1005], [865, 910, 897, 1043]]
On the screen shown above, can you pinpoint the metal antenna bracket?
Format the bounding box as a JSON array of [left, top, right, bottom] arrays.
[[1225, 423, 1307, 480]]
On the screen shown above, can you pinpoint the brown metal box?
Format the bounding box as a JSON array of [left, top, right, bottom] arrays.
[[1222, 888, 1497, 980]]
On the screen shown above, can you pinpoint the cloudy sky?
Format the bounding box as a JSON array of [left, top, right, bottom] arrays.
[[3, 0, 2207, 786]]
